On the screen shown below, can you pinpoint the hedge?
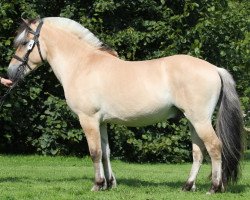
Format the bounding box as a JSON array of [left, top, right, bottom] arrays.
[[0, 0, 249, 163]]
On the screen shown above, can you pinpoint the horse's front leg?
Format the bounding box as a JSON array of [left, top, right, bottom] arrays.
[[100, 124, 117, 189], [79, 115, 107, 191]]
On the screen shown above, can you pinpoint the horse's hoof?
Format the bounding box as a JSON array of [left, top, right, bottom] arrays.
[[191, 185, 196, 192], [91, 184, 107, 191], [206, 182, 224, 194], [107, 176, 117, 189], [206, 191, 213, 195], [207, 188, 217, 194], [91, 179, 107, 191], [206, 187, 216, 195], [91, 185, 106, 191], [182, 181, 194, 192]]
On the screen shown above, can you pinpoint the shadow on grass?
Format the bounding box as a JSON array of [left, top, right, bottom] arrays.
[[0, 177, 28, 182], [227, 183, 250, 194], [117, 178, 250, 194], [1, 175, 249, 194], [0, 176, 86, 183], [244, 151, 250, 161], [118, 178, 185, 188]]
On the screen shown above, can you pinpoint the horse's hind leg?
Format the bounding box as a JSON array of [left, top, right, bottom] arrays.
[[183, 123, 205, 191], [100, 124, 117, 189], [79, 115, 107, 191], [192, 121, 224, 194]]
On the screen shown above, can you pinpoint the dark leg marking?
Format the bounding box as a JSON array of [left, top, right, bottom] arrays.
[[182, 181, 194, 191]]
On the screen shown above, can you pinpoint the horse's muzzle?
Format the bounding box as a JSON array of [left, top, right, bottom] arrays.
[[7, 64, 26, 82]]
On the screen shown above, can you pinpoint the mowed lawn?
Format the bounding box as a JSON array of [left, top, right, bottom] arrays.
[[0, 152, 249, 200]]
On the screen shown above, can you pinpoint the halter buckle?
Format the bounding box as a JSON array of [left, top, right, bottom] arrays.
[[27, 40, 35, 50]]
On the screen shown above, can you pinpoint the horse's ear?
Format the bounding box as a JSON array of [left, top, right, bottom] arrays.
[[21, 12, 29, 24], [34, 15, 41, 23], [21, 17, 29, 25], [30, 16, 41, 24]]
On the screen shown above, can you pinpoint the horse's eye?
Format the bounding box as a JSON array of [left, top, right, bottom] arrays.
[[21, 41, 28, 46]]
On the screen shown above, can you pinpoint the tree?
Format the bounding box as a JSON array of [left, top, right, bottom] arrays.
[[0, 0, 249, 162]]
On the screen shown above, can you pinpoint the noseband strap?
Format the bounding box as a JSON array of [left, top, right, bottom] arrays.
[[13, 20, 45, 70], [12, 54, 32, 70]]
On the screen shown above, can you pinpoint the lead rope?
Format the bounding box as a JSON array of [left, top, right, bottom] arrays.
[[0, 80, 20, 108], [0, 66, 26, 109]]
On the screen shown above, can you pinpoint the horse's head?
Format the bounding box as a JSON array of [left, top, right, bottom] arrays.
[[8, 18, 47, 82]]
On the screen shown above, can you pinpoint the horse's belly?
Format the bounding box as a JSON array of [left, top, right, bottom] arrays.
[[102, 104, 177, 127]]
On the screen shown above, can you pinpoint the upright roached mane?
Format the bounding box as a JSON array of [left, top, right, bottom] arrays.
[[8, 17, 243, 195], [14, 17, 116, 54], [44, 17, 103, 48]]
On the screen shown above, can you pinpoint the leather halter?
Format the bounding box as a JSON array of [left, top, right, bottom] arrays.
[[13, 20, 45, 71], [1, 21, 45, 109]]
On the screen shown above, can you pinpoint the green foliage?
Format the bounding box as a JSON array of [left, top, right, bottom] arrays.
[[0, 0, 249, 162], [109, 118, 191, 163], [30, 95, 87, 156]]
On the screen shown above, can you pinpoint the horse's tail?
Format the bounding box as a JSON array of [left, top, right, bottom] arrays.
[[216, 67, 244, 185]]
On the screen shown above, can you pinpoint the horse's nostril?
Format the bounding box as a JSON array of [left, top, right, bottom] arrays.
[[7, 67, 14, 80], [7, 65, 20, 81]]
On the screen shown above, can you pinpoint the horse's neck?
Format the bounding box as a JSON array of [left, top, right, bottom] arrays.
[[42, 24, 96, 86]]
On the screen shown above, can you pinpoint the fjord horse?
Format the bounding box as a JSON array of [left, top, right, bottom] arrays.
[[7, 17, 243, 194]]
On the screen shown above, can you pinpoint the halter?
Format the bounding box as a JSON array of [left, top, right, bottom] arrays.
[[0, 20, 45, 109], [13, 20, 45, 71]]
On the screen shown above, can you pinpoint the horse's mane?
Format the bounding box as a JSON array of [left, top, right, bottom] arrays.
[[14, 17, 118, 56], [44, 17, 103, 48]]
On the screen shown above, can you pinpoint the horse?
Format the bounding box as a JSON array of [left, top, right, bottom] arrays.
[[7, 17, 243, 194]]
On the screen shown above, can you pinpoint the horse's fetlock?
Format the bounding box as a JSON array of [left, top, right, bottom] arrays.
[[91, 178, 107, 191], [182, 181, 194, 191], [107, 175, 117, 189], [208, 180, 223, 194], [96, 177, 106, 186]]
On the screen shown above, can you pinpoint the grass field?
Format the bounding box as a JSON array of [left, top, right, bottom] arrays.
[[0, 152, 249, 200]]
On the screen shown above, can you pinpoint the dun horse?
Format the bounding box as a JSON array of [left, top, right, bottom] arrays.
[[7, 17, 243, 194]]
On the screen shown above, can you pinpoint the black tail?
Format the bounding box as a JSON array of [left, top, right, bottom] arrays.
[[216, 68, 244, 185]]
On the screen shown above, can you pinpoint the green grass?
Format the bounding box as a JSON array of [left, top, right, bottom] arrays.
[[0, 152, 249, 200]]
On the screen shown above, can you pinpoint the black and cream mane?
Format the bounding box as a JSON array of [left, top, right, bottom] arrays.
[[14, 17, 118, 56]]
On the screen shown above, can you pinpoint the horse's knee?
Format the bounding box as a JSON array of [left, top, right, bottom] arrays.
[[79, 117, 102, 162], [89, 148, 102, 162], [205, 138, 222, 160]]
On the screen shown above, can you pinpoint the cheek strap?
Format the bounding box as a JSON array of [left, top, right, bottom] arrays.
[[12, 20, 45, 71]]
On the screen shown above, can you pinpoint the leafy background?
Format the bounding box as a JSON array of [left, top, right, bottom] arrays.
[[0, 0, 249, 163]]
